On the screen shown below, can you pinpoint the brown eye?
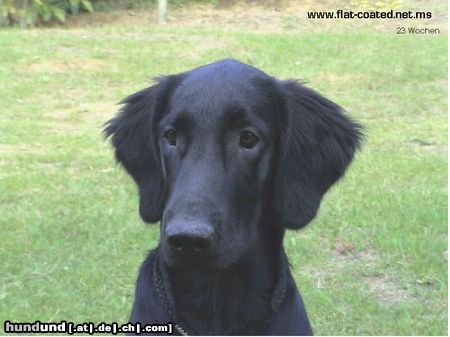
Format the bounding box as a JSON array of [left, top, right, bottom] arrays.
[[164, 129, 177, 146], [239, 130, 259, 149]]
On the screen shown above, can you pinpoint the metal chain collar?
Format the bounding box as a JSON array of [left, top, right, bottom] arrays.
[[152, 252, 189, 336]]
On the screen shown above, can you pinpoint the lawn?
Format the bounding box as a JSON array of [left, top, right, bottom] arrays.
[[0, 6, 447, 335]]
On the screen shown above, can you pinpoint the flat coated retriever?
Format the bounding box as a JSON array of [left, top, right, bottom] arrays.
[[104, 59, 363, 335]]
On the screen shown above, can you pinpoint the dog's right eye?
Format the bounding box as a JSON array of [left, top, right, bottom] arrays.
[[164, 129, 177, 146], [239, 130, 259, 149]]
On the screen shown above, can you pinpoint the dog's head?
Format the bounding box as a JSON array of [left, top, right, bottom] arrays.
[[105, 59, 363, 268]]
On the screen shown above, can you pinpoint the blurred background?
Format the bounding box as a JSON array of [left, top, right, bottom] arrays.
[[0, 0, 447, 335]]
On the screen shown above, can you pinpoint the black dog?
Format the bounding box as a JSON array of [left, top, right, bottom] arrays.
[[105, 59, 362, 335]]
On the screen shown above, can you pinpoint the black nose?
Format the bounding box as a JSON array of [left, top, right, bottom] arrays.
[[165, 221, 214, 255], [167, 234, 211, 253]]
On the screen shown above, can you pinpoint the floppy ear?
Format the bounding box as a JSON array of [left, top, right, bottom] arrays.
[[104, 75, 181, 223], [274, 80, 363, 229]]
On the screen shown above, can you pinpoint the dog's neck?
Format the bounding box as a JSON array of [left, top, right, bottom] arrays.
[[159, 221, 286, 335]]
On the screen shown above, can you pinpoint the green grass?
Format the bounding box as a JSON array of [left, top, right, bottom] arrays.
[[0, 21, 447, 335]]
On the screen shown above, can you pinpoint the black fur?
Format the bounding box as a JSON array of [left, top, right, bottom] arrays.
[[104, 59, 363, 335], [104, 75, 182, 223], [274, 80, 363, 229]]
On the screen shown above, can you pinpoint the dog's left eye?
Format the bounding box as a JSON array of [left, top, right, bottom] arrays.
[[164, 129, 177, 146], [239, 131, 259, 149]]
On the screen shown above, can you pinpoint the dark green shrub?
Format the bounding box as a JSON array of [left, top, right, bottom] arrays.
[[0, 0, 95, 26]]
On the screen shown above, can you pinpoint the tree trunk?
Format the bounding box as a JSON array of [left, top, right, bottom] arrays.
[[158, 0, 167, 24], [20, 0, 29, 28]]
